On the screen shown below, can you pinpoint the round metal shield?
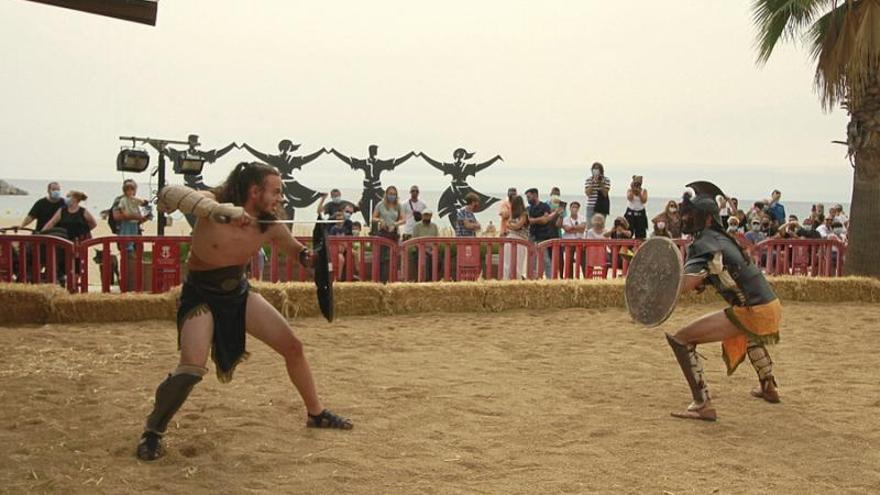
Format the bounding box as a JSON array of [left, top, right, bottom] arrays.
[[625, 237, 683, 327]]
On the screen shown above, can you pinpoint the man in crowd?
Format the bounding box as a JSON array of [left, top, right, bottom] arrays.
[[526, 188, 560, 278], [745, 218, 767, 244], [498, 187, 517, 237], [322, 189, 358, 219], [411, 209, 440, 281], [767, 190, 786, 227], [455, 193, 482, 237], [815, 215, 835, 238], [401, 185, 426, 241], [20, 181, 65, 231]]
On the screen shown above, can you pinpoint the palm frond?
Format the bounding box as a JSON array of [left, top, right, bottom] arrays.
[[752, 0, 828, 64]]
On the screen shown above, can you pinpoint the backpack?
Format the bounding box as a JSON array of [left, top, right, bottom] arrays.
[[106, 195, 123, 234]]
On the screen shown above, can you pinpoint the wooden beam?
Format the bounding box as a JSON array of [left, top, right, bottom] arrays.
[[24, 0, 157, 26]]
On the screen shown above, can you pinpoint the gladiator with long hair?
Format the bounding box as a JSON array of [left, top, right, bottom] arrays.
[[213, 162, 281, 231]]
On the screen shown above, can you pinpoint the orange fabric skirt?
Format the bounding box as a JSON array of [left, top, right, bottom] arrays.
[[722, 299, 782, 375]]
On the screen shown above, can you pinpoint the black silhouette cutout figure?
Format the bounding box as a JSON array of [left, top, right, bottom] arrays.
[[329, 145, 416, 225], [419, 148, 503, 225], [240, 140, 328, 220], [151, 134, 236, 192]]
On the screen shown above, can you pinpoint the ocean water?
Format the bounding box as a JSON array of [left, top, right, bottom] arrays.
[[0, 178, 849, 233]]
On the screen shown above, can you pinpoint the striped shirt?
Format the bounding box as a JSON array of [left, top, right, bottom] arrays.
[[455, 208, 478, 237], [584, 176, 611, 209]]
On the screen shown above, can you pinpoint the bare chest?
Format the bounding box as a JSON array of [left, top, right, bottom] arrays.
[[189, 221, 267, 268]]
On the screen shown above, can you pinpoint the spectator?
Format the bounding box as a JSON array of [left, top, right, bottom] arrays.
[[718, 197, 731, 228], [767, 190, 786, 226], [351, 221, 363, 236], [830, 204, 849, 228], [624, 175, 648, 239], [372, 185, 404, 282], [455, 193, 482, 237], [498, 187, 517, 237], [526, 187, 559, 278], [652, 218, 671, 238], [747, 201, 766, 225], [652, 201, 682, 238], [776, 215, 800, 239], [42, 191, 96, 241], [829, 221, 847, 243], [583, 162, 611, 220], [323, 188, 358, 218], [798, 218, 821, 239], [759, 215, 774, 237], [20, 181, 64, 231], [326, 207, 354, 280], [504, 195, 529, 280], [729, 197, 747, 226], [745, 218, 767, 244], [401, 185, 426, 241], [726, 216, 741, 235], [815, 215, 834, 238], [605, 216, 633, 240], [586, 213, 606, 239], [483, 221, 497, 237], [547, 190, 566, 239], [562, 201, 586, 239], [411, 209, 440, 281], [112, 180, 151, 252]]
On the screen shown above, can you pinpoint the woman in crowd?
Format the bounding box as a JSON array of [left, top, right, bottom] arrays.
[[505, 195, 530, 279], [372, 186, 404, 282], [624, 175, 648, 239], [584, 162, 611, 220], [728, 197, 747, 226], [651, 219, 671, 238], [42, 190, 96, 242], [652, 200, 682, 238]]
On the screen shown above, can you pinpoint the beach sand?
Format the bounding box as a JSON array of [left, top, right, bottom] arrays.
[[1, 303, 878, 494]]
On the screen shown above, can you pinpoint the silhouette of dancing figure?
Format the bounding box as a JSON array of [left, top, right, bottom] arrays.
[[240, 140, 327, 220], [419, 148, 502, 226], [330, 145, 416, 225]]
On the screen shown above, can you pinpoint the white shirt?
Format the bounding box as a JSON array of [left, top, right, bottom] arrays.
[[585, 229, 605, 240], [562, 214, 586, 239], [401, 198, 426, 235], [627, 195, 645, 211], [816, 224, 832, 238]]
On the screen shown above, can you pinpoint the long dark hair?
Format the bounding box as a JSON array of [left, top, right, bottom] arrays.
[[511, 195, 526, 219], [214, 162, 280, 206]]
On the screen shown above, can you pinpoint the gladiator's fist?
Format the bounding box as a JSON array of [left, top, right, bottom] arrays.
[[298, 248, 314, 268]]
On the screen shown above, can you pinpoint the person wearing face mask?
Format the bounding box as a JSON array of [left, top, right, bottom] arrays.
[[410, 209, 440, 281], [652, 201, 682, 238], [584, 162, 611, 220], [726, 216, 741, 235], [21, 181, 65, 231], [372, 186, 404, 282], [401, 185, 426, 242], [745, 218, 767, 245], [321, 189, 359, 220], [41, 190, 97, 242]]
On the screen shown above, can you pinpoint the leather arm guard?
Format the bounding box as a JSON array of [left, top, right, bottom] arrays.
[[158, 185, 244, 223]]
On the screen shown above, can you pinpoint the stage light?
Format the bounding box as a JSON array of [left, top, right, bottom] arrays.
[[116, 148, 150, 172], [175, 153, 206, 175]]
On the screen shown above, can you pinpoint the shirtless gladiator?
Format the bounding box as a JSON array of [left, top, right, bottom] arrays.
[[136, 162, 352, 461]]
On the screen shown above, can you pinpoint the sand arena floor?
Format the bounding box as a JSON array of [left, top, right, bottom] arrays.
[[1, 303, 879, 494]]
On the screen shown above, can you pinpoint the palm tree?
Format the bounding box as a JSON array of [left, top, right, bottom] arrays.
[[754, 0, 880, 277]]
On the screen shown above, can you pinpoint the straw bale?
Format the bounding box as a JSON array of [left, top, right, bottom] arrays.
[[573, 279, 626, 308], [385, 282, 485, 315], [770, 276, 880, 303], [0, 283, 66, 325], [336, 283, 387, 317], [49, 291, 177, 323], [280, 282, 320, 319], [481, 280, 580, 312], [251, 282, 290, 317]]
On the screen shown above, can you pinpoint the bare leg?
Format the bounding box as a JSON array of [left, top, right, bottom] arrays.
[[245, 292, 323, 415]]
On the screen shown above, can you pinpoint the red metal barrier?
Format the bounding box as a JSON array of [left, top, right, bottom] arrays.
[[78, 236, 191, 293], [256, 236, 401, 283], [749, 238, 846, 277], [538, 239, 642, 279], [400, 236, 538, 282], [0, 234, 76, 291]]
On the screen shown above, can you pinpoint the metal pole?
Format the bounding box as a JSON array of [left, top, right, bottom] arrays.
[[158, 153, 166, 236]]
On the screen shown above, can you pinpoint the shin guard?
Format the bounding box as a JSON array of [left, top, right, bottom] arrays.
[[666, 334, 710, 405], [144, 365, 206, 436]]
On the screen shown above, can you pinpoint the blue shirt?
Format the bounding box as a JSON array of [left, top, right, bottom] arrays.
[[767, 202, 786, 223], [455, 208, 478, 237]]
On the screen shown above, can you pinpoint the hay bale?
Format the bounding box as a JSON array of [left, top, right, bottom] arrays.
[[574, 279, 626, 308], [0, 283, 66, 325], [50, 291, 177, 323], [481, 280, 581, 312], [337, 283, 387, 317], [281, 282, 320, 319], [385, 282, 485, 315], [251, 282, 290, 316]]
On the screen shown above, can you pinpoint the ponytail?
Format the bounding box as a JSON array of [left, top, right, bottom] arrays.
[[214, 162, 278, 206]]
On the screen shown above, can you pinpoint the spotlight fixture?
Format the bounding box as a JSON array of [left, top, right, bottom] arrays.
[[116, 147, 151, 172], [174, 153, 206, 175]]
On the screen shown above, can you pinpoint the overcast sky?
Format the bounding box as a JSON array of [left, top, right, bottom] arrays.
[[0, 1, 854, 202]]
